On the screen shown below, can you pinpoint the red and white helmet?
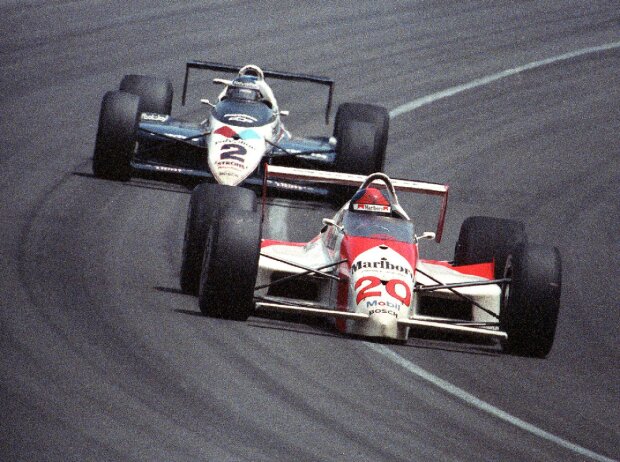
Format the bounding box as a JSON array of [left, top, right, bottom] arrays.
[[349, 187, 392, 214]]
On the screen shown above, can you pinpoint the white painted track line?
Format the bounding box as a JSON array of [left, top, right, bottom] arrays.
[[389, 42, 620, 119], [375, 41, 620, 462], [366, 343, 616, 462]]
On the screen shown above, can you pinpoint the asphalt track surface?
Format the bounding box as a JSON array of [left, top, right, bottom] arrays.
[[1, 2, 618, 461]]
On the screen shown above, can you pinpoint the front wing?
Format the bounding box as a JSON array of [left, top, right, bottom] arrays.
[[254, 297, 507, 340]]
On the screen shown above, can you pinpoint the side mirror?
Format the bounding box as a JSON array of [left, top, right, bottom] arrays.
[[322, 218, 344, 232], [279, 110, 290, 116], [417, 231, 436, 241], [200, 99, 215, 107]]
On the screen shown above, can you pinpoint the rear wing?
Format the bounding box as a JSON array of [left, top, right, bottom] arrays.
[[263, 165, 449, 242], [182, 60, 335, 124]]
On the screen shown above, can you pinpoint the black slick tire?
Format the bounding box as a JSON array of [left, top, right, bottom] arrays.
[[454, 216, 527, 278], [198, 210, 262, 321], [332, 103, 389, 202], [333, 102, 389, 174], [179, 184, 256, 295], [119, 74, 173, 115], [92, 90, 139, 181], [500, 242, 562, 358]]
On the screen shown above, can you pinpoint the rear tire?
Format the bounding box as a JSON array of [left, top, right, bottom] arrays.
[[500, 243, 562, 357], [180, 184, 256, 295], [198, 210, 262, 320], [119, 74, 173, 115], [332, 103, 389, 202], [92, 90, 139, 181], [454, 216, 526, 278]]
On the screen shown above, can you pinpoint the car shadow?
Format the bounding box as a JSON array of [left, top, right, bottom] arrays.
[[172, 303, 345, 340], [400, 337, 502, 356], [73, 171, 194, 194], [248, 317, 345, 340], [155, 286, 187, 295], [174, 308, 204, 317], [251, 316, 501, 356], [156, 285, 502, 356]]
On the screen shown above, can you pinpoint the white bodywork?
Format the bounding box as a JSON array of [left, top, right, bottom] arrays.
[[414, 261, 501, 323], [207, 117, 273, 186], [206, 65, 287, 186]]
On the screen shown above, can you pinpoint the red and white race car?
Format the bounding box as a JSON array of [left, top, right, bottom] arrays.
[[181, 166, 562, 357]]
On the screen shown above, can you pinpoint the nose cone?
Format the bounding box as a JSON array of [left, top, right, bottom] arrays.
[[208, 127, 266, 186], [348, 310, 401, 339], [346, 245, 416, 341], [369, 311, 399, 338]]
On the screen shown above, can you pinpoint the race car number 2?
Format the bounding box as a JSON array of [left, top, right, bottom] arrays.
[[354, 276, 411, 307], [220, 143, 247, 161]]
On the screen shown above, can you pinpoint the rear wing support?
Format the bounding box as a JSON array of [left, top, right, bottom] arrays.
[[262, 165, 450, 242], [182, 60, 335, 124]]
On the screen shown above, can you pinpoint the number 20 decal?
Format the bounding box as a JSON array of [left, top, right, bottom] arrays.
[[355, 276, 411, 306]]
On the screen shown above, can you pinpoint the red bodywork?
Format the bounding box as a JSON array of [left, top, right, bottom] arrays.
[[334, 235, 419, 332]]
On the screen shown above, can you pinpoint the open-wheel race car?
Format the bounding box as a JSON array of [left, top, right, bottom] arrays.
[[92, 60, 388, 198], [182, 166, 562, 358]]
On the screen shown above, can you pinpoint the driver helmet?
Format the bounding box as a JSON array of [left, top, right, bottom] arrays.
[[226, 75, 261, 102], [239, 64, 264, 79], [349, 187, 392, 214]]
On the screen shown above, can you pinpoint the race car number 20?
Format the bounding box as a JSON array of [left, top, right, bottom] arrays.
[[354, 276, 411, 307]]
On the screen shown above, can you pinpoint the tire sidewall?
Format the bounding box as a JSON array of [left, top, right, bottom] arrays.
[[93, 91, 139, 181], [180, 184, 257, 295], [198, 210, 261, 320], [500, 242, 562, 357]]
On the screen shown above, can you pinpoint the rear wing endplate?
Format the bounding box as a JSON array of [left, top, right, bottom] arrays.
[[263, 165, 449, 242], [182, 60, 335, 124]]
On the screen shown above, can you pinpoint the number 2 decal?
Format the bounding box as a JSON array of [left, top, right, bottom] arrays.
[[355, 276, 411, 306], [220, 143, 247, 161]]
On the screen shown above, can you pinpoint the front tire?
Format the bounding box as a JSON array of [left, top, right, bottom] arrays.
[[500, 242, 562, 358], [198, 210, 262, 321], [180, 184, 257, 295], [92, 90, 139, 181]]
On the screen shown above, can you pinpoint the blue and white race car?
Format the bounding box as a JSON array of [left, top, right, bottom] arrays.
[[93, 60, 389, 197]]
